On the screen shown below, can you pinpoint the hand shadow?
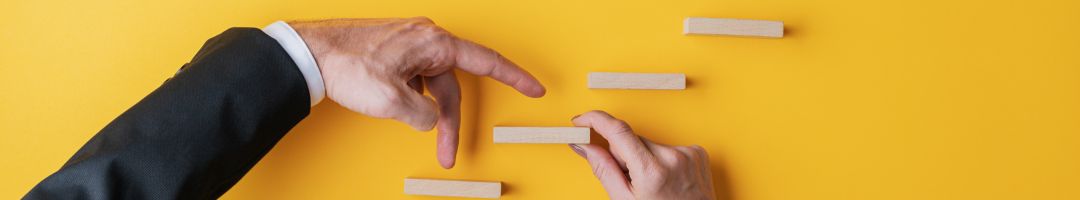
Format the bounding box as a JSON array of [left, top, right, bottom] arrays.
[[453, 69, 482, 168], [709, 155, 736, 200]]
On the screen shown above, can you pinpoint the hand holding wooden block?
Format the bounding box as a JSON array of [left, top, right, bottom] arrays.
[[684, 17, 784, 38], [404, 178, 502, 199], [588, 72, 686, 90], [493, 127, 591, 144]]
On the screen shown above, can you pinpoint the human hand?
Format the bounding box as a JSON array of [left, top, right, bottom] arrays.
[[569, 111, 716, 200], [289, 18, 546, 169]]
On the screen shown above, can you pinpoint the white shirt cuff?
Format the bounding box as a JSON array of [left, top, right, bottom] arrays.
[[262, 21, 325, 107]]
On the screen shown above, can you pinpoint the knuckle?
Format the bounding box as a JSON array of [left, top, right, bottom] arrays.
[[641, 162, 668, 180], [585, 110, 611, 118], [429, 46, 455, 67], [489, 50, 506, 63], [658, 148, 685, 163], [410, 16, 435, 24], [591, 163, 610, 179], [608, 120, 633, 135], [429, 25, 450, 35], [674, 146, 694, 155], [422, 25, 446, 34], [689, 145, 708, 155], [677, 146, 702, 157], [422, 29, 451, 43], [415, 25, 438, 34], [675, 151, 692, 164], [614, 120, 630, 129], [417, 27, 452, 44], [401, 18, 439, 33]]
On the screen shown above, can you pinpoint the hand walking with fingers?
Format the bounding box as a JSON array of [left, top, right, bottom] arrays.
[[290, 18, 547, 169]]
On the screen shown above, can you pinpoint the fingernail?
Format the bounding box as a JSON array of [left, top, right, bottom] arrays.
[[569, 144, 586, 159], [570, 114, 582, 121]]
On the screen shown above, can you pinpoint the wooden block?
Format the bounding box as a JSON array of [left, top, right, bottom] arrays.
[[588, 72, 686, 90], [493, 127, 590, 144], [683, 17, 784, 38], [404, 178, 502, 199]]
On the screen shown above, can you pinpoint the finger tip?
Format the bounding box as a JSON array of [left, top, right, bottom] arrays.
[[526, 86, 546, 98], [437, 143, 458, 169], [438, 157, 456, 169]]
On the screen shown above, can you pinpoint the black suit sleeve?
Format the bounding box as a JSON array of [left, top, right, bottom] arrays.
[[24, 28, 311, 200]]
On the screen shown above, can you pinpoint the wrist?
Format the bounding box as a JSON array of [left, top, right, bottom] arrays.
[[262, 21, 327, 106]]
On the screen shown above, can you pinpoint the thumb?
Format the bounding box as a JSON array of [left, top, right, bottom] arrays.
[[570, 144, 635, 199], [572, 111, 657, 179], [388, 83, 439, 131]]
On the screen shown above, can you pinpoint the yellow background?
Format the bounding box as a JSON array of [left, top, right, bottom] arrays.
[[2, 0, 1079, 199]]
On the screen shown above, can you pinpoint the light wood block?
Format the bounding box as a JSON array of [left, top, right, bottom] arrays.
[[493, 127, 590, 144], [404, 178, 502, 199], [683, 17, 784, 38], [588, 72, 686, 90]]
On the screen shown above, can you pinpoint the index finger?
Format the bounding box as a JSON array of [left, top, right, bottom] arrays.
[[453, 38, 546, 98]]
